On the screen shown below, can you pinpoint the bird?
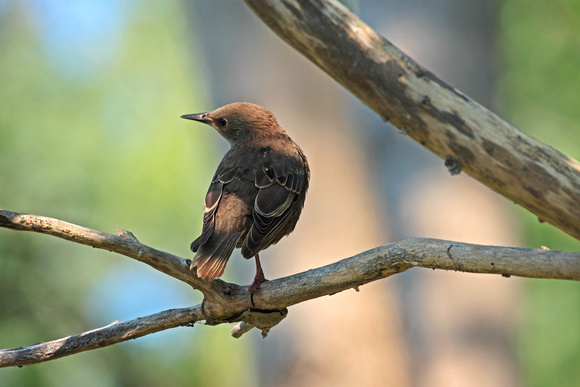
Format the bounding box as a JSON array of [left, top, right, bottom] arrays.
[[181, 102, 309, 292]]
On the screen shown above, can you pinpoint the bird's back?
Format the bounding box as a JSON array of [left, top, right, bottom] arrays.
[[191, 133, 309, 280]]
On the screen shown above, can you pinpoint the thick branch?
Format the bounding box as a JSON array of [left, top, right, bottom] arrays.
[[243, 0, 580, 241], [253, 238, 580, 311]]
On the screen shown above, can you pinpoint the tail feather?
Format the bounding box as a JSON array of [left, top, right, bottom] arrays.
[[191, 232, 240, 280], [194, 255, 229, 280]]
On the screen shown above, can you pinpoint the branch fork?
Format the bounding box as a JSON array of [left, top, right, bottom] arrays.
[[0, 209, 579, 367], [2, 0, 580, 369]]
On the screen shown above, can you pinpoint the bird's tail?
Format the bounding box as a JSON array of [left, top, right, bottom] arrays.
[[190, 232, 240, 280]]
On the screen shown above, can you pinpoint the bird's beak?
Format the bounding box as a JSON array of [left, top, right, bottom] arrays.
[[180, 112, 212, 124]]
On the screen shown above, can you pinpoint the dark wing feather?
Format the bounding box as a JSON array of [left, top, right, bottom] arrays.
[[190, 236, 201, 252], [198, 180, 222, 246], [241, 150, 308, 258], [255, 184, 294, 217], [191, 164, 237, 252], [190, 164, 243, 280]]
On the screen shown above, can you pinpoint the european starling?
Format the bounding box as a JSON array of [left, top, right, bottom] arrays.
[[181, 102, 309, 291]]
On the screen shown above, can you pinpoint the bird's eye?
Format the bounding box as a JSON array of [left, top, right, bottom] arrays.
[[218, 118, 228, 126]]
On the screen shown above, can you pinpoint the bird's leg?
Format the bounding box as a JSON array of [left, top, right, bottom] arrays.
[[249, 254, 268, 294]]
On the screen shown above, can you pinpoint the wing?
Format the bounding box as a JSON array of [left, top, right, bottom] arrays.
[[241, 149, 308, 258], [190, 164, 243, 280]]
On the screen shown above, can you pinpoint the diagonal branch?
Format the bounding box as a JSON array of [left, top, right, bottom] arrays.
[[0, 306, 204, 368], [0, 209, 224, 300], [243, 0, 580, 242], [1, 209, 579, 367], [3, 0, 579, 371]]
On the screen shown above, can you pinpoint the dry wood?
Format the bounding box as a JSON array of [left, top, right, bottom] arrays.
[[243, 0, 580, 241], [1, 209, 578, 367], [0, 307, 203, 367], [2, 0, 580, 369]]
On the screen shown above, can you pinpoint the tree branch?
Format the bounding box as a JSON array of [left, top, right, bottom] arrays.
[[0, 307, 204, 368], [1, 209, 579, 367], [243, 0, 580, 242], [0, 209, 224, 300], [2, 0, 579, 369]]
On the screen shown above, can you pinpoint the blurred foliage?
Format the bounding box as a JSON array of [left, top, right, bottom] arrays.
[[0, 1, 254, 386], [2, 0, 580, 385], [499, 0, 580, 385], [498, 0, 580, 159]]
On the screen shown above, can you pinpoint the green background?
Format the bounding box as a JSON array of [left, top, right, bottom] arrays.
[[0, 0, 578, 386]]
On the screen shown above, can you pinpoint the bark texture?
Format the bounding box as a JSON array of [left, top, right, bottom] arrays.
[[244, 0, 580, 241], [1, 209, 578, 367]]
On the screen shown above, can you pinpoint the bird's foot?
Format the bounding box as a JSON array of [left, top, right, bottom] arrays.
[[249, 253, 268, 295], [249, 274, 268, 307], [249, 273, 268, 295]]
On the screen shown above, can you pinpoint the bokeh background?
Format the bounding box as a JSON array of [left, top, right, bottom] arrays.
[[1, 0, 579, 386]]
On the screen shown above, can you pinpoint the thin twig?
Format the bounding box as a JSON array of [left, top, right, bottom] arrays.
[[0, 307, 204, 368]]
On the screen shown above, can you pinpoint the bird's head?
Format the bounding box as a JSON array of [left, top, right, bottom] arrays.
[[181, 102, 283, 145]]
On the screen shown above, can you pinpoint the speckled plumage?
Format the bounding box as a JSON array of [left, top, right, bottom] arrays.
[[181, 103, 309, 287]]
